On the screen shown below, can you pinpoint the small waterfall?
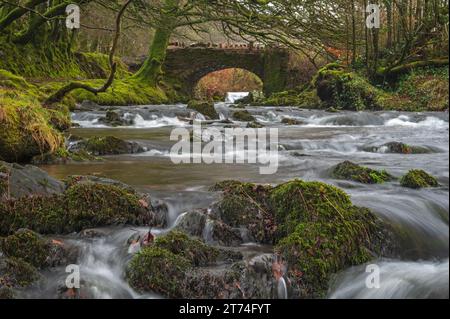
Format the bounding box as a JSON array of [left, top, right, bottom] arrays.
[[277, 277, 288, 299], [202, 219, 215, 243]]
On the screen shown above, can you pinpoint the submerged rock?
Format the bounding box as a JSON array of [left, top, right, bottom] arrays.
[[400, 169, 440, 189], [332, 161, 394, 184], [364, 142, 431, 154], [187, 100, 219, 120], [98, 110, 133, 127], [69, 136, 146, 156], [232, 110, 256, 122]]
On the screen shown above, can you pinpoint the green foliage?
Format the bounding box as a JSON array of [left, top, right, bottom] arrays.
[[400, 170, 440, 189], [332, 161, 394, 184], [0, 257, 40, 288], [0, 183, 149, 235], [395, 67, 449, 111]]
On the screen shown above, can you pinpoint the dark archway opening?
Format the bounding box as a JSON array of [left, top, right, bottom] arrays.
[[194, 68, 263, 101]]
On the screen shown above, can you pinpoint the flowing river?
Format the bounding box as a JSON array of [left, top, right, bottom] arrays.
[[27, 97, 449, 299]]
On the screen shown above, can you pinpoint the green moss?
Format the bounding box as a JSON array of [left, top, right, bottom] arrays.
[[154, 230, 219, 266], [126, 246, 190, 298], [332, 161, 394, 184], [262, 89, 322, 108], [0, 85, 64, 162], [187, 100, 219, 119], [0, 230, 50, 268], [232, 110, 256, 122], [400, 170, 439, 189], [364, 142, 430, 154], [0, 183, 149, 235], [0, 164, 9, 198]]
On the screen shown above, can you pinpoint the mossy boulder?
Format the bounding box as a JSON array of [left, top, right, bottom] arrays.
[[127, 230, 226, 297], [313, 64, 383, 111], [400, 170, 439, 189], [332, 161, 394, 184], [364, 142, 431, 154], [270, 179, 386, 297], [0, 229, 78, 269], [126, 246, 191, 298], [98, 111, 130, 127], [232, 110, 256, 122], [71, 136, 146, 156], [262, 89, 322, 108], [187, 100, 219, 120], [0, 182, 151, 235]]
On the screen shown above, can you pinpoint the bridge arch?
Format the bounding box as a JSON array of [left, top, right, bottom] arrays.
[[159, 47, 291, 98]]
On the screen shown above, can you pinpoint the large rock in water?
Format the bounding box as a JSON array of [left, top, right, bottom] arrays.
[[0, 161, 65, 199], [400, 169, 440, 189], [187, 100, 219, 120], [69, 136, 146, 156], [331, 161, 394, 184]]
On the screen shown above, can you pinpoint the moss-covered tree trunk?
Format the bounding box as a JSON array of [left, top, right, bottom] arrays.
[[132, 0, 180, 86], [132, 27, 173, 86]]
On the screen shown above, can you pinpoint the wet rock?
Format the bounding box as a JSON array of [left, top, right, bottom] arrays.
[[247, 121, 264, 128], [203, 218, 243, 247], [364, 142, 431, 154], [187, 100, 219, 120], [281, 118, 304, 125], [98, 110, 134, 127], [78, 228, 110, 239], [332, 161, 395, 184], [0, 161, 65, 199], [69, 136, 146, 156], [175, 210, 207, 238], [232, 110, 256, 122], [400, 169, 440, 189]]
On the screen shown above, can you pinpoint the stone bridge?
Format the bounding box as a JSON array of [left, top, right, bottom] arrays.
[[130, 47, 298, 97]]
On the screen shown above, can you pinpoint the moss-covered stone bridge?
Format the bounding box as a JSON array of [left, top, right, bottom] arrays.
[[130, 47, 298, 97]]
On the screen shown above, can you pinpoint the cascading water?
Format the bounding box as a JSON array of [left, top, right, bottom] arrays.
[[34, 106, 449, 299]]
